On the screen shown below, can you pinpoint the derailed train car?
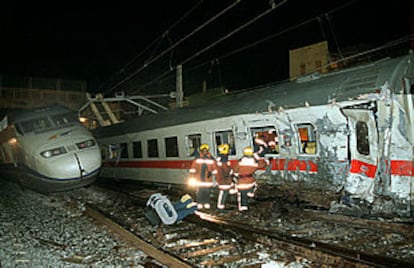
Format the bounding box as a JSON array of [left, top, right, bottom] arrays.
[[94, 52, 414, 217], [0, 105, 102, 193]]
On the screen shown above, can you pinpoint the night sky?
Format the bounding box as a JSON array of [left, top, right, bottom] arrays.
[[0, 0, 411, 95]]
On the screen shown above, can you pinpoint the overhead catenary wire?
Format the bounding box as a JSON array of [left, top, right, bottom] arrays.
[[187, 0, 359, 72], [100, 0, 205, 90], [126, 15, 320, 94], [131, 4, 413, 95], [180, 0, 288, 65], [106, 0, 242, 94], [123, 0, 409, 95], [128, 0, 288, 95], [131, 15, 319, 95], [133, 34, 414, 96], [114, 0, 357, 92], [325, 12, 343, 59], [129, 0, 354, 94], [106, 0, 204, 80]]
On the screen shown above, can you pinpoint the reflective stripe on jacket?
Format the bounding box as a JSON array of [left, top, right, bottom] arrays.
[[189, 153, 217, 187]]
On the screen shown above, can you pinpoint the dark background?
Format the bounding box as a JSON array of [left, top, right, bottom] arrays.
[[0, 0, 412, 95]]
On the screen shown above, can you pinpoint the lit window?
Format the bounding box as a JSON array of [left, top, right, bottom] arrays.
[[215, 130, 236, 155], [296, 123, 317, 154], [250, 126, 279, 155], [186, 134, 201, 157]]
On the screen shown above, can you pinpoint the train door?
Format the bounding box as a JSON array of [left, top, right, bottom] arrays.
[[342, 109, 378, 202]]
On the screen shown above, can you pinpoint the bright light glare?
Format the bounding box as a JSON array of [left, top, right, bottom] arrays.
[[79, 117, 88, 123], [187, 177, 198, 187]]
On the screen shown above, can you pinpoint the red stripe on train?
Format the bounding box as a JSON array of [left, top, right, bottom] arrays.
[[103, 159, 413, 177], [266, 158, 318, 172], [103, 158, 318, 173], [349, 159, 377, 178], [349, 159, 414, 178], [389, 160, 413, 176], [104, 160, 193, 169]]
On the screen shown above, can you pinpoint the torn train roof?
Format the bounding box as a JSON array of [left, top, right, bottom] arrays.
[[93, 53, 414, 138]]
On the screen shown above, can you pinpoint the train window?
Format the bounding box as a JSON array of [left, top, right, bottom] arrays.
[[165, 136, 179, 157], [185, 134, 201, 157], [133, 141, 142, 158], [356, 121, 370, 155], [108, 144, 119, 159], [100, 146, 106, 160], [50, 112, 78, 126], [296, 123, 317, 154], [214, 130, 236, 155], [147, 139, 159, 158], [119, 143, 128, 159], [250, 126, 279, 155], [19, 117, 51, 133]]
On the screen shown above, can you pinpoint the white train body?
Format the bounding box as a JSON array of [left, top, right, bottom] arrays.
[[0, 106, 102, 193], [95, 53, 414, 216]]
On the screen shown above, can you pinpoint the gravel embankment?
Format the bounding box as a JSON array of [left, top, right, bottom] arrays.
[[0, 180, 148, 268]]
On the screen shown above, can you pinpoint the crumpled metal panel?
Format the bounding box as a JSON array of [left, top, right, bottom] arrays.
[[269, 105, 350, 189]]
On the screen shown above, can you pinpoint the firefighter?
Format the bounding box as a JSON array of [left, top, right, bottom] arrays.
[[215, 143, 234, 210], [188, 143, 217, 209], [233, 146, 266, 211]]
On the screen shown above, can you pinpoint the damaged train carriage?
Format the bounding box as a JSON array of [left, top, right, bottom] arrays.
[[95, 53, 414, 217], [259, 56, 414, 217]]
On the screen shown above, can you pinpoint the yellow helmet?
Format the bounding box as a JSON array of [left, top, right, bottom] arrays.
[[180, 194, 192, 203], [218, 143, 230, 154], [199, 143, 209, 151], [243, 146, 254, 156]]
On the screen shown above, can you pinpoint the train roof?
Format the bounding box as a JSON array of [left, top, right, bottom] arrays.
[[5, 105, 73, 123], [93, 53, 414, 139]]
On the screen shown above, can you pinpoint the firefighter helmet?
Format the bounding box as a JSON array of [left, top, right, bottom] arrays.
[[218, 143, 230, 155], [180, 194, 192, 203], [243, 146, 254, 156], [199, 143, 209, 151]]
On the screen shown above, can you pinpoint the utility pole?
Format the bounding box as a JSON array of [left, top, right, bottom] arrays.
[[176, 64, 183, 108]]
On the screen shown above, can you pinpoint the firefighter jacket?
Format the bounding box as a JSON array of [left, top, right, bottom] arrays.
[[216, 154, 233, 190], [233, 156, 266, 190], [189, 152, 217, 188]]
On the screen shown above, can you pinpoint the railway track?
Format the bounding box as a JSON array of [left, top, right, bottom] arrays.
[[67, 184, 414, 267]]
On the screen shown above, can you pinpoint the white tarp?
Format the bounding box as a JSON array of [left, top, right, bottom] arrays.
[[0, 116, 7, 131]]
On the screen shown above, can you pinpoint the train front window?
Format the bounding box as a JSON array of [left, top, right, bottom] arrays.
[[19, 117, 51, 133], [50, 112, 78, 126], [214, 130, 236, 155]]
